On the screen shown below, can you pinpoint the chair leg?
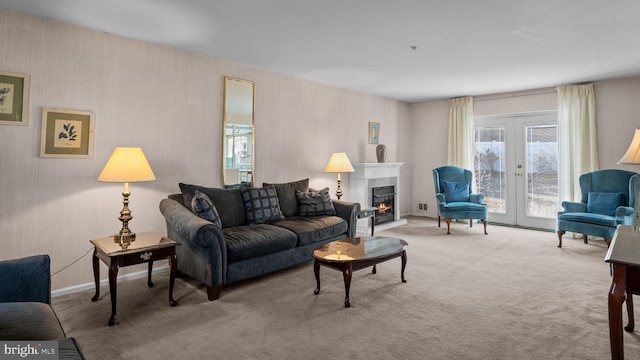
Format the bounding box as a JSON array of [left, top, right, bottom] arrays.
[[583, 234, 588, 244], [445, 219, 451, 234], [605, 238, 612, 247], [482, 220, 488, 235], [438, 216, 441, 227], [469, 219, 473, 228], [557, 230, 565, 248]]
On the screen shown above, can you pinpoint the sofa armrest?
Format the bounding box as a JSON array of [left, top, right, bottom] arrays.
[[0, 255, 51, 304], [332, 200, 361, 238], [159, 198, 228, 288]]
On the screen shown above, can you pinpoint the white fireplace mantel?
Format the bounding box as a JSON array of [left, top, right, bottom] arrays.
[[349, 162, 407, 233]]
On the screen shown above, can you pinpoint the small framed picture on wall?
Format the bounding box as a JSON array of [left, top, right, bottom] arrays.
[[40, 108, 95, 158], [368, 122, 380, 144], [0, 70, 30, 126]]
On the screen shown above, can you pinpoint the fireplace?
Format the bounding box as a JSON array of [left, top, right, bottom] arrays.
[[372, 185, 395, 225], [349, 162, 407, 233]]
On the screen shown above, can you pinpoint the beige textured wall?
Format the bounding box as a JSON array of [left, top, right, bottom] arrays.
[[0, 9, 410, 291]]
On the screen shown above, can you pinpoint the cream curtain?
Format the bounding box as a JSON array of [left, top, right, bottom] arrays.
[[448, 96, 475, 169], [557, 84, 599, 203]]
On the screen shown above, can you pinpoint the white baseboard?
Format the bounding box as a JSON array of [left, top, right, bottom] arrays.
[[52, 265, 169, 298]]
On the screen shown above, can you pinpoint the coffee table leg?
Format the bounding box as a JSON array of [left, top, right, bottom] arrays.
[[313, 259, 321, 295], [169, 253, 177, 306], [108, 262, 119, 326], [401, 250, 407, 283], [372, 264, 377, 274], [91, 248, 99, 302], [343, 264, 352, 307]]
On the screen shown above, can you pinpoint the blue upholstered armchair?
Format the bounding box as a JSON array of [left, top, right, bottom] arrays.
[[433, 166, 488, 235], [557, 169, 640, 248]]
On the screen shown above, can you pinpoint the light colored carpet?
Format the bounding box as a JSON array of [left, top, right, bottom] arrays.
[[53, 217, 640, 359]]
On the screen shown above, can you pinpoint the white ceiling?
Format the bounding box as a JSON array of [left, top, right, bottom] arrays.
[[2, 0, 640, 103]]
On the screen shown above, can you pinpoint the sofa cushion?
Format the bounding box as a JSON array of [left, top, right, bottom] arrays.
[[240, 187, 285, 224], [190, 190, 222, 227], [263, 178, 309, 217], [587, 191, 624, 216], [223, 225, 297, 262], [442, 181, 470, 202], [296, 188, 336, 216], [0, 302, 66, 340], [272, 215, 348, 246], [179, 183, 246, 228]]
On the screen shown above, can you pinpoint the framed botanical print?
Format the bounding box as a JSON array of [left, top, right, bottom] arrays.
[[368, 122, 380, 144], [40, 108, 95, 158], [0, 71, 30, 126]]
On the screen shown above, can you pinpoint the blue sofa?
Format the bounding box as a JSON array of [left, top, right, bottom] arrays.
[[159, 179, 360, 301], [0, 255, 85, 359]]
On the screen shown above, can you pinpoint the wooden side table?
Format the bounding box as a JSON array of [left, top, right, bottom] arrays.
[[358, 207, 378, 236], [604, 225, 640, 359], [90, 231, 178, 326]]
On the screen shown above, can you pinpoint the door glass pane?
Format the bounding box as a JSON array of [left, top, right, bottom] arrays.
[[474, 127, 506, 214], [525, 125, 558, 218]]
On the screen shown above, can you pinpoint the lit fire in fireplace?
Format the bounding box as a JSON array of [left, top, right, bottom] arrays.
[[377, 202, 393, 213]]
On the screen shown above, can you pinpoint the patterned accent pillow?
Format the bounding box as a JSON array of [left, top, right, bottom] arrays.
[[190, 190, 222, 227], [296, 187, 336, 216], [239, 187, 285, 225]]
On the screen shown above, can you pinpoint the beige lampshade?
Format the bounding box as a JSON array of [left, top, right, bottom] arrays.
[[618, 129, 640, 165], [324, 152, 355, 173], [98, 147, 156, 183]]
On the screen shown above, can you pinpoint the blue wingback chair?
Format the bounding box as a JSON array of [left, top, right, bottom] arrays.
[[433, 166, 488, 235], [557, 169, 640, 248]]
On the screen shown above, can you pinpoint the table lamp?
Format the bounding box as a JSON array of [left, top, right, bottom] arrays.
[[324, 152, 354, 200], [618, 128, 640, 231], [98, 147, 156, 247]]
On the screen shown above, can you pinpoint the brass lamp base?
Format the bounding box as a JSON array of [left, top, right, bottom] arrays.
[[113, 190, 135, 249]]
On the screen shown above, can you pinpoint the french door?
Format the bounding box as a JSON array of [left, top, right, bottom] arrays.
[[474, 112, 558, 229]]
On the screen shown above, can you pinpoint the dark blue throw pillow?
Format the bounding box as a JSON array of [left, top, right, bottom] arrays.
[[240, 187, 285, 225], [296, 187, 336, 216], [442, 181, 470, 202], [191, 190, 222, 228], [587, 192, 624, 216]]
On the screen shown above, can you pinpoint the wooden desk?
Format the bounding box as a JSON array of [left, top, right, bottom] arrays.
[[90, 231, 178, 326], [604, 225, 640, 360]]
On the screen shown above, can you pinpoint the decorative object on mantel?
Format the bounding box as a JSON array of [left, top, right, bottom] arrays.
[[618, 127, 640, 232], [0, 70, 30, 126], [98, 147, 156, 249], [368, 122, 379, 144], [376, 144, 387, 163], [40, 108, 95, 158], [324, 152, 355, 200]]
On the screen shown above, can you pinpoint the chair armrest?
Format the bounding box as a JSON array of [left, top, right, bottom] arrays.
[[470, 193, 485, 204], [332, 200, 361, 238], [559, 201, 586, 213], [0, 255, 51, 304], [616, 206, 636, 219], [436, 193, 446, 204]]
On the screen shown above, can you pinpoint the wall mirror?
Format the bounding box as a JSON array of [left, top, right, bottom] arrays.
[[223, 76, 255, 187]]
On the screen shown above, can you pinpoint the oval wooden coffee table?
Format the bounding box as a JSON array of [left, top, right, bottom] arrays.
[[313, 236, 408, 307]]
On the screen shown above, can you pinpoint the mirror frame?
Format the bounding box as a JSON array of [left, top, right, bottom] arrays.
[[222, 76, 255, 187]]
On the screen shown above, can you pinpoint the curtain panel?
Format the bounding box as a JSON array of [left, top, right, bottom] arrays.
[[557, 84, 599, 203], [448, 96, 474, 170]]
